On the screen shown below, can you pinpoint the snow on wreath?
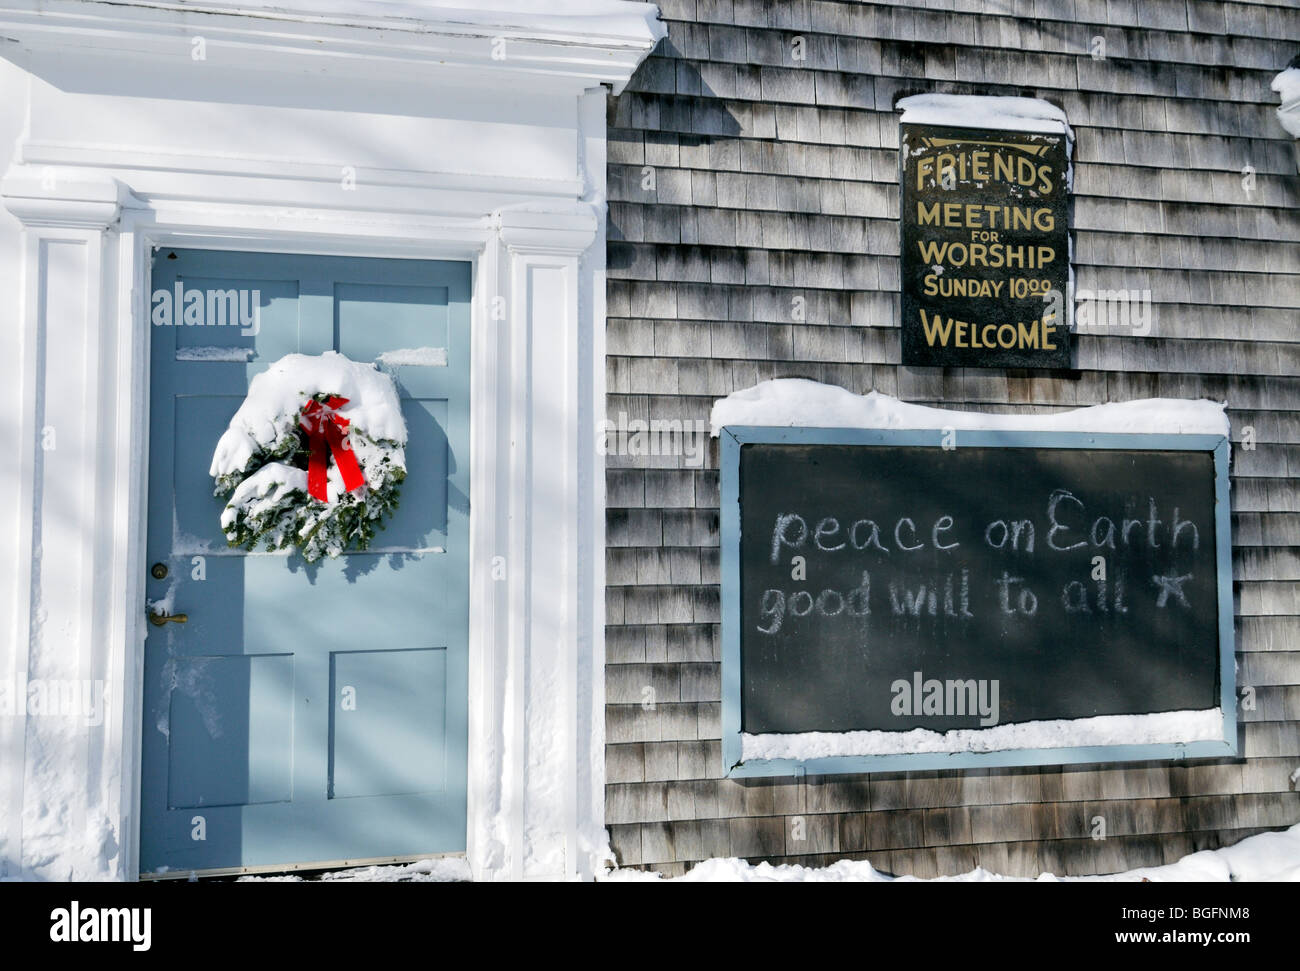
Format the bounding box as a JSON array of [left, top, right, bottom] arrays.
[[209, 352, 407, 562]]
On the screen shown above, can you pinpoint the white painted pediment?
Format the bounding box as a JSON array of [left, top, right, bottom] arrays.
[[0, 0, 665, 95]]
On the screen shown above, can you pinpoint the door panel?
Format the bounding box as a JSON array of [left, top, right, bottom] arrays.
[[335, 282, 450, 363], [169, 276, 299, 361], [329, 647, 448, 799], [141, 249, 471, 873], [383, 399, 450, 549], [172, 395, 243, 551], [166, 653, 295, 809]]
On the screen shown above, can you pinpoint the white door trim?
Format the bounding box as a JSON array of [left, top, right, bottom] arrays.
[[1, 131, 609, 879]]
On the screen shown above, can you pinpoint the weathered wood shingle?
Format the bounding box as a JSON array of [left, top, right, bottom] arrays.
[[605, 0, 1300, 877]]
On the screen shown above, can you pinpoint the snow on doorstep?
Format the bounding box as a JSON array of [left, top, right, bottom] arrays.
[[710, 379, 1229, 439], [742, 708, 1224, 761], [602, 823, 1300, 883], [210, 351, 407, 480], [176, 346, 255, 362], [897, 94, 1073, 138], [375, 346, 448, 368], [236, 857, 471, 883]]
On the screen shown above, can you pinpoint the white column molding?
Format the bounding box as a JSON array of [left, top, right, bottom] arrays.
[[1, 167, 130, 230], [466, 224, 512, 882], [576, 85, 612, 882], [1, 165, 131, 879], [485, 202, 600, 880]]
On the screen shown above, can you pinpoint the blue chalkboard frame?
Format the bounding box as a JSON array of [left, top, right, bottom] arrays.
[[719, 425, 1237, 778]]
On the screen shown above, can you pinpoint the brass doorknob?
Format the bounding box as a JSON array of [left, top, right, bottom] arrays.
[[148, 610, 188, 627]]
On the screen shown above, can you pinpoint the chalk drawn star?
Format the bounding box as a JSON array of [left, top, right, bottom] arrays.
[[1151, 573, 1192, 608]]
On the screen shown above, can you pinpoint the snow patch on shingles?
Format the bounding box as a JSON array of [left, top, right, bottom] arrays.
[[374, 346, 448, 368], [1273, 68, 1300, 137], [602, 823, 1300, 883], [1273, 67, 1300, 106], [176, 346, 255, 362], [710, 379, 1230, 439], [742, 708, 1224, 761], [898, 93, 1073, 138]]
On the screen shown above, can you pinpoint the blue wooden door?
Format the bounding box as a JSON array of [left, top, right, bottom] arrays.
[[141, 249, 470, 874]]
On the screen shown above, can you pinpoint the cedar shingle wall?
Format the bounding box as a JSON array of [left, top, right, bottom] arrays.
[[605, 0, 1300, 877]]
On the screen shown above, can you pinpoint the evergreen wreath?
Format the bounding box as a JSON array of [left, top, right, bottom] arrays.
[[209, 351, 408, 562]]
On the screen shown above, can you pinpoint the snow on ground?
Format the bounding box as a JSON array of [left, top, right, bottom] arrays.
[[897, 94, 1073, 138], [224, 824, 1300, 883], [711, 379, 1229, 438], [601, 823, 1300, 883]]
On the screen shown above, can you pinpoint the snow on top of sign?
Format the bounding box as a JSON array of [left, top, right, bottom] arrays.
[[710, 379, 1230, 438], [898, 94, 1073, 138], [741, 707, 1224, 761], [601, 822, 1300, 882]]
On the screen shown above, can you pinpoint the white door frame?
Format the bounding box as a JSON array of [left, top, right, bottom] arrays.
[[1, 94, 611, 878]]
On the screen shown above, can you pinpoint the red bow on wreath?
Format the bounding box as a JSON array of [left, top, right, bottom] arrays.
[[299, 396, 365, 502]]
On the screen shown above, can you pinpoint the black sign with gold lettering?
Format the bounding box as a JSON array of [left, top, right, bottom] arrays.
[[900, 123, 1072, 369]]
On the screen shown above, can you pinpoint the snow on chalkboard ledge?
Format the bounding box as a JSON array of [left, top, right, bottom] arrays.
[[741, 708, 1225, 762], [710, 379, 1230, 439]]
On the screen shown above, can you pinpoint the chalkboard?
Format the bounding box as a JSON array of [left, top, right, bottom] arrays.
[[719, 427, 1235, 774]]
